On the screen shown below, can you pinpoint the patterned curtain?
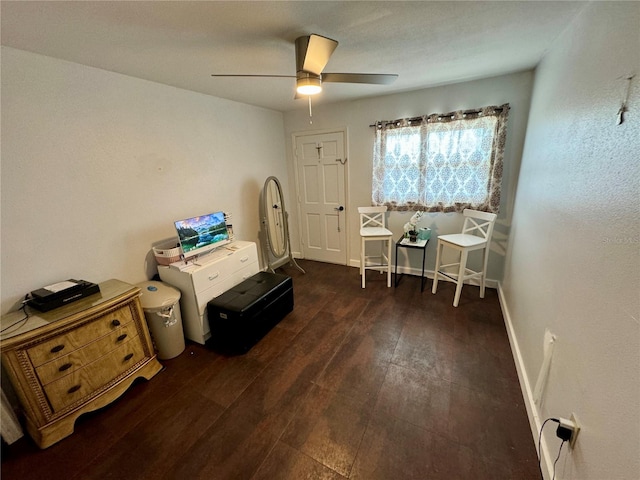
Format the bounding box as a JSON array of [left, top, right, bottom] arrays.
[[372, 104, 509, 213]]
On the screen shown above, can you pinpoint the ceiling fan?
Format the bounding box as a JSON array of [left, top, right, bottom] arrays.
[[211, 34, 398, 98]]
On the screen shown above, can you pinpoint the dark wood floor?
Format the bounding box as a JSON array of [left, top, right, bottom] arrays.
[[2, 260, 539, 479]]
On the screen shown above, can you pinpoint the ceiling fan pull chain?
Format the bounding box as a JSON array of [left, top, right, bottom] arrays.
[[308, 96, 313, 124]]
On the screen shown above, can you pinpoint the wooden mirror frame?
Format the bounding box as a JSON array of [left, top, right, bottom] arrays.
[[261, 176, 305, 273]]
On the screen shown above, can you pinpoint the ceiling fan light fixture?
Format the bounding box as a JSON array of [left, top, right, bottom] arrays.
[[213, 34, 397, 101], [296, 76, 322, 95]]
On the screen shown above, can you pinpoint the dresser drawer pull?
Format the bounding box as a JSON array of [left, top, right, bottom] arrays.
[[58, 363, 73, 372], [124, 353, 134, 362], [117, 334, 128, 342], [208, 272, 220, 281], [67, 385, 81, 394], [240, 255, 249, 263], [111, 319, 121, 327], [50, 345, 65, 353]]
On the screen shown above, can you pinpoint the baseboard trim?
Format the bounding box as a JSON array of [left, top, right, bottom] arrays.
[[497, 283, 552, 480]]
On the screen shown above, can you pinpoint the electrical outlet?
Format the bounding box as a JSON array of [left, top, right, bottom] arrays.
[[569, 413, 580, 448], [557, 415, 580, 448]]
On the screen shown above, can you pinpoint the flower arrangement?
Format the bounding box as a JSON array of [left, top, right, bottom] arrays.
[[403, 211, 424, 237]]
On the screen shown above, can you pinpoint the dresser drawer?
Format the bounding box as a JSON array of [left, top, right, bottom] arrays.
[[190, 261, 233, 294], [42, 336, 146, 412], [27, 305, 135, 367], [231, 261, 260, 285], [190, 245, 259, 293], [35, 323, 139, 386], [229, 247, 259, 275]]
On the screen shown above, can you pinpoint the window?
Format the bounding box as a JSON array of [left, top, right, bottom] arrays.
[[372, 104, 509, 213]]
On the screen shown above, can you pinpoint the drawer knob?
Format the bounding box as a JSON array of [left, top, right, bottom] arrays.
[[208, 272, 219, 281], [67, 385, 81, 394], [111, 319, 121, 327], [117, 333, 128, 342], [240, 255, 249, 263], [58, 363, 73, 372], [50, 345, 65, 353], [124, 353, 134, 362]]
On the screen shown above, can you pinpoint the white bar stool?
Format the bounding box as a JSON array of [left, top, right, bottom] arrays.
[[358, 206, 393, 288], [432, 209, 497, 306]]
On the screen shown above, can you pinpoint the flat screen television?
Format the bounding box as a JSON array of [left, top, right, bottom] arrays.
[[174, 211, 229, 260]]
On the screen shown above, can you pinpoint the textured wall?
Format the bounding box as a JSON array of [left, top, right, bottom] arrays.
[[501, 2, 639, 478], [1, 48, 287, 314]]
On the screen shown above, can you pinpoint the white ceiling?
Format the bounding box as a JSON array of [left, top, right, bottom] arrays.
[[1, 1, 587, 112]]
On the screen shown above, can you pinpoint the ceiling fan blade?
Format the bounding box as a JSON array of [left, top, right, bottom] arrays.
[[211, 74, 295, 78], [322, 73, 398, 85], [296, 34, 338, 76]]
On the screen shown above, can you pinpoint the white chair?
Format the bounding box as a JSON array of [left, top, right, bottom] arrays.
[[431, 209, 497, 307], [358, 206, 393, 288]]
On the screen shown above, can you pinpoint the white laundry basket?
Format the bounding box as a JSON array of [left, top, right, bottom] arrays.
[[137, 281, 185, 359]]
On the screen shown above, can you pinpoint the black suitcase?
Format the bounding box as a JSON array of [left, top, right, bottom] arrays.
[[206, 271, 293, 354]]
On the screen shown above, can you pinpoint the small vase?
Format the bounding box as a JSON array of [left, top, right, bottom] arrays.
[[418, 228, 431, 241]]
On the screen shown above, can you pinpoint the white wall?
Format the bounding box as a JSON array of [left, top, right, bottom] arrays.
[[501, 2, 640, 479], [283, 71, 533, 282], [0, 47, 287, 315]]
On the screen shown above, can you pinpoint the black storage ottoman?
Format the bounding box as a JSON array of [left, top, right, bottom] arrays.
[[206, 271, 293, 354]]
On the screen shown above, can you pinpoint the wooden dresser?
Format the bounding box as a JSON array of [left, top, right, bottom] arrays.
[[0, 279, 163, 448]]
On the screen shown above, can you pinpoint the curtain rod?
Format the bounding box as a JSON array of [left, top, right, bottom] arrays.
[[369, 106, 505, 128]]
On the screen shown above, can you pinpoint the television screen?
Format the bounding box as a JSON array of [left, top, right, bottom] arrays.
[[174, 211, 229, 259]]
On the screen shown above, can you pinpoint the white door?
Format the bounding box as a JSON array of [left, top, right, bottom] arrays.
[[295, 131, 347, 264]]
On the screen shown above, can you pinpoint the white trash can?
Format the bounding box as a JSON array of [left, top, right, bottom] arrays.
[[137, 281, 185, 360]]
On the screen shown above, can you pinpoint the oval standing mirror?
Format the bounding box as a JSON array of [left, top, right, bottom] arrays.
[[261, 176, 305, 273], [264, 177, 286, 258]]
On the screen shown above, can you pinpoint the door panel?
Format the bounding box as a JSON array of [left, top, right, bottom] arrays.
[[306, 214, 322, 250], [325, 214, 341, 251], [323, 164, 340, 203], [303, 165, 319, 202]]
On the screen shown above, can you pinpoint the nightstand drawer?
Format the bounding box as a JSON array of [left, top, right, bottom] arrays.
[[35, 323, 139, 385], [27, 305, 135, 367]]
